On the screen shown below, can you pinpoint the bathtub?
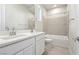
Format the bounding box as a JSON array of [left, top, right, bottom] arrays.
[[45, 34, 69, 48]]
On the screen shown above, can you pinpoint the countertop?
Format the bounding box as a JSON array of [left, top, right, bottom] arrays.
[[0, 32, 44, 48]]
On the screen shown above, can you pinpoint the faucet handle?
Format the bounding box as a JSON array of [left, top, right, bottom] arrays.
[[5, 27, 9, 31]]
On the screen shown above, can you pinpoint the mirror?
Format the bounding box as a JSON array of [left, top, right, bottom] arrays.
[[0, 4, 35, 32]]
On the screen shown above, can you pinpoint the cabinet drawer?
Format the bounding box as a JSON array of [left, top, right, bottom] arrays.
[[36, 34, 45, 41], [0, 38, 34, 55]]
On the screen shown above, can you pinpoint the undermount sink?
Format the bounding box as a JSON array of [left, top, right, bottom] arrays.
[[0, 34, 26, 40], [0, 32, 33, 40]]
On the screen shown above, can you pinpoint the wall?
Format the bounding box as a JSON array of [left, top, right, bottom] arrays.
[[35, 5, 48, 32], [68, 4, 79, 54], [42, 6, 48, 33], [0, 4, 5, 31], [35, 5, 44, 32], [5, 4, 34, 30], [43, 7, 68, 36], [0, 5, 2, 31]]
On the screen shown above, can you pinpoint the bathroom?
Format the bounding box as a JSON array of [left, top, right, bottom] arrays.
[[0, 4, 79, 55]]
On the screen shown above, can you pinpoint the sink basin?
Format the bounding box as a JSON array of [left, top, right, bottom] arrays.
[[0, 32, 33, 40], [0, 34, 25, 40]]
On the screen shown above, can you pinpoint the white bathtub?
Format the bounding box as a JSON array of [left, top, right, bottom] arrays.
[[45, 34, 69, 48]]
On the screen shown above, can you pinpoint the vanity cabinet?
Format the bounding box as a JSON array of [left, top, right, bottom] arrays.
[[0, 32, 45, 55], [0, 38, 35, 55]]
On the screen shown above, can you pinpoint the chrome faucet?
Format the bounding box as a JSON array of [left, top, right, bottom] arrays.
[[6, 27, 16, 36], [10, 27, 16, 36]]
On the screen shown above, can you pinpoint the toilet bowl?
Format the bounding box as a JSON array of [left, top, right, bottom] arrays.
[[45, 39, 53, 44], [45, 38, 54, 50]]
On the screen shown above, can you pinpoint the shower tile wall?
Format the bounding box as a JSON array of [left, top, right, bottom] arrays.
[[43, 16, 69, 35], [43, 6, 68, 36]]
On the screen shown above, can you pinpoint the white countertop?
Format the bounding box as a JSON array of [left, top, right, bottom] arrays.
[[0, 32, 44, 48]]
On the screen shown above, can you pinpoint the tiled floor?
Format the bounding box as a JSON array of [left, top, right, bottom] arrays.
[[43, 41, 70, 55]]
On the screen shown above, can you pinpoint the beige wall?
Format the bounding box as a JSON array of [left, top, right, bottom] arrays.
[[43, 16, 69, 35], [43, 7, 69, 36]]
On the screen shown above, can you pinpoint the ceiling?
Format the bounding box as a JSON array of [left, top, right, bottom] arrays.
[[22, 4, 67, 15], [41, 4, 67, 11]]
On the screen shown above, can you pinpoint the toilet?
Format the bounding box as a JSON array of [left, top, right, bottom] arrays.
[[45, 37, 54, 50]]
